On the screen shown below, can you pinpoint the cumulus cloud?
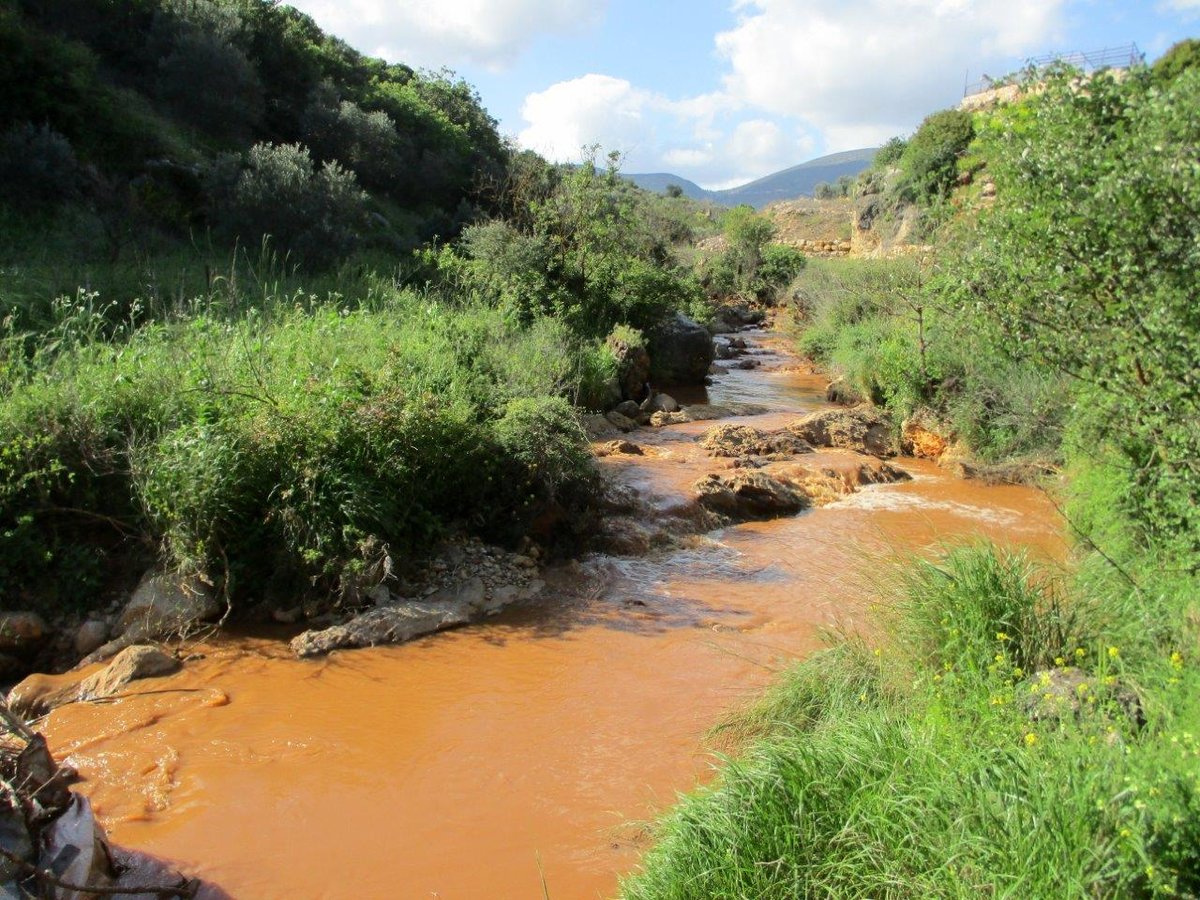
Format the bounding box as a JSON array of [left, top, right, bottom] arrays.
[[287, 0, 603, 69], [715, 0, 1067, 148], [517, 76, 812, 188]]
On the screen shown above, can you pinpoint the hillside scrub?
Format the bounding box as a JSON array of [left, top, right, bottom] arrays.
[[0, 0, 508, 268], [0, 291, 599, 614]]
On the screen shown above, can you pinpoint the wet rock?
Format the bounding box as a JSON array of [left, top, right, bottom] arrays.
[[595, 439, 644, 457], [78, 646, 180, 702], [116, 569, 221, 642], [9, 646, 180, 717], [646, 392, 679, 414], [713, 341, 735, 360], [291, 601, 472, 657], [613, 400, 642, 420], [648, 313, 716, 385], [771, 458, 912, 506], [693, 472, 809, 520], [604, 410, 638, 432], [700, 424, 812, 459], [74, 620, 109, 657], [682, 402, 768, 421], [0, 611, 50, 656], [786, 406, 895, 457], [731, 358, 760, 370]]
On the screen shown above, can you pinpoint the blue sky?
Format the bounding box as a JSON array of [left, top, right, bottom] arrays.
[[289, 0, 1198, 189]]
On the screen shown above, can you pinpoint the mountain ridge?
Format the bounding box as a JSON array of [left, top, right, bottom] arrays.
[[626, 148, 877, 208]]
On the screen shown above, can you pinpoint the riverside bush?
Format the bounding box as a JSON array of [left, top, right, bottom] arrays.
[[0, 295, 597, 610]]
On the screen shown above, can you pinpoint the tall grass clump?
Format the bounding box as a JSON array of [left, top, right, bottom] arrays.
[[0, 291, 598, 612], [624, 545, 1200, 899]]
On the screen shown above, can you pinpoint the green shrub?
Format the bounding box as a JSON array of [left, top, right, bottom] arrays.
[[896, 108, 974, 203], [0, 123, 81, 211], [1153, 38, 1200, 84], [209, 142, 369, 267]]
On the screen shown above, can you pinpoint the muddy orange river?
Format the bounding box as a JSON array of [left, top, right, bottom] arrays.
[[40, 332, 1064, 898]]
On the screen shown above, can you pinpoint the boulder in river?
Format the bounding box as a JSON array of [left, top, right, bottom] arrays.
[[700, 424, 812, 460], [116, 569, 222, 641], [648, 313, 715, 386], [693, 472, 810, 520], [786, 406, 895, 457], [605, 410, 639, 432], [8, 644, 181, 718], [290, 600, 471, 657]]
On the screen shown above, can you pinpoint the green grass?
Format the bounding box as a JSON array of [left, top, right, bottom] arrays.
[[0, 283, 599, 613], [790, 257, 1067, 467], [623, 545, 1200, 899]]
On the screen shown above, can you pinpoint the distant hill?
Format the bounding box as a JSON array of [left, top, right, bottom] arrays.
[[627, 148, 878, 208]]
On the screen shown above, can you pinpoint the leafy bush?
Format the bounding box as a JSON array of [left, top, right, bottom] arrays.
[[896, 108, 974, 202], [0, 122, 81, 210], [873, 135, 907, 167], [952, 66, 1200, 553], [0, 296, 598, 609], [1153, 38, 1200, 84], [209, 142, 368, 267]]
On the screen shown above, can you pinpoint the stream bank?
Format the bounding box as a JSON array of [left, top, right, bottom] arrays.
[[30, 327, 1063, 898]]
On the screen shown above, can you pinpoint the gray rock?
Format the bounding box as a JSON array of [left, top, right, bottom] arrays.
[[646, 393, 679, 414], [73, 621, 109, 657], [613, 400, 642, 419], [648, 313, 716, 386], [290, 601, 472, 657], [430, 576, 485, 609], [607, 333, 651, 402], [605, 410, 638, 432], [117, 570, 221, 641]]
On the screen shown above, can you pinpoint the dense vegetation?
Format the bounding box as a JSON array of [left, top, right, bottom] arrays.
[[625, 55, 1200, 898], [0, 2, 802, 616]]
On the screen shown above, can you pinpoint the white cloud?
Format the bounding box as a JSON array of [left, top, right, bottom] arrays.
[[715, 0, 1067, 148], [517, 76, 813, 188], [287, 0, 603, 70], [517, 75, 663, 163], [1162, 0, 1200, 8]]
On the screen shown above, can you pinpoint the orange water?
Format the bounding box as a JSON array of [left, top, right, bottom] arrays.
[[40, 333, 1064, 899]]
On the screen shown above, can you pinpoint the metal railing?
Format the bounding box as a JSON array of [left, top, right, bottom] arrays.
[[964, 43, 1144, 97]]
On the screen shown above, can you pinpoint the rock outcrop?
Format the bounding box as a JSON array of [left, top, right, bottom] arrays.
[[648, 313, 715, 385], [786, 406, 895, 457], [694, 472, 810, 520], [8, 645, 181, 718], [700, 424, 812, 460]]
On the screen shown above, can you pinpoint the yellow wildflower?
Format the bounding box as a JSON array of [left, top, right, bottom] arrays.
[[1108, 646, 1120, 660], [1024, 733, 1038, 747]]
